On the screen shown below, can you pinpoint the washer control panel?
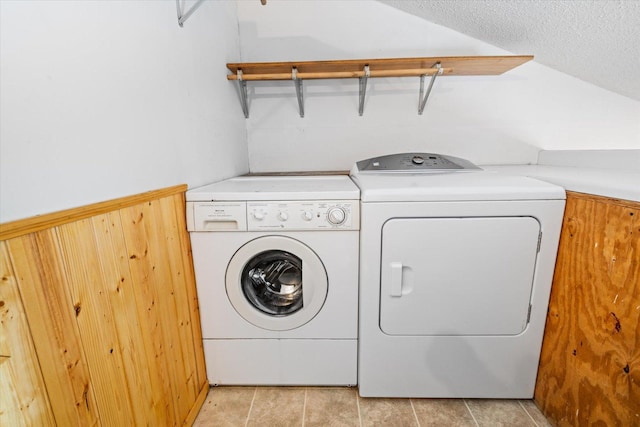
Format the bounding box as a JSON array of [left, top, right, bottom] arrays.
[[247, 200, 358, 231], [187, 200, 359, 231]]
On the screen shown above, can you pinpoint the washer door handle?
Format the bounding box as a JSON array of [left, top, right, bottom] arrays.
[[390, 262, 403, 297]]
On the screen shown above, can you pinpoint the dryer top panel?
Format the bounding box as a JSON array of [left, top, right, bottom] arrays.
[[186, 175, 360, 202], [351, 167, 566, 203]]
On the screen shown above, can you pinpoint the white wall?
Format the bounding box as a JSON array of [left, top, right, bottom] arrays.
[[3, 0, 638, 223], [0, 0, 248, 223], [237, 0, 640, 173]]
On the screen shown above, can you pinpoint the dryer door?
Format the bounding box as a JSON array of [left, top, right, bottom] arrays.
[[226, 235, 328, 331], [380, 216, 540, 336]]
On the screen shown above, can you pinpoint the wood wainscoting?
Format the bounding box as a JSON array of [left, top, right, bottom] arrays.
[[0, 185, 208, 426], [535, 191, 640, 426]]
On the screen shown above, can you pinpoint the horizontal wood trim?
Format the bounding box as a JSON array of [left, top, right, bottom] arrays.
[[0, 184, 187, 241]]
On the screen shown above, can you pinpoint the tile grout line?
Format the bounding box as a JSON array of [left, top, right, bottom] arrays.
[[518, 400, 541, 427], [244, 386, 258, 427], [301, 388, 308, 427], [356, 389, 363, 427], [463, 399, 481, 427], [409, 399, 421, 427]]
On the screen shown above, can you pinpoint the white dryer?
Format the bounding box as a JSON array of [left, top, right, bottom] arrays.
[[350, 153, 566, 398], [186, 176, 359, 386]]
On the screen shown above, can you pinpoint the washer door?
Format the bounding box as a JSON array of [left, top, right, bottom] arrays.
[[226, 236, 328, 331]]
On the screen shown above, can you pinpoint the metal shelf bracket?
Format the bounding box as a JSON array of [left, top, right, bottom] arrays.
[[418, 62, 442, 115], [292, 67, 304, 118], [176, 0, 205, 27], [358, 65, 370, 116], [237, 70, 249, 118], [226, 55, 533, 118]]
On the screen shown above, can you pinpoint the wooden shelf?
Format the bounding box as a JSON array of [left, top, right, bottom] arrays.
[[226, 55, 533, 117], [227, 55, 532, 80]]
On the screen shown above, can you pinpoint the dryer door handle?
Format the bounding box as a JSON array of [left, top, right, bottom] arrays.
[[390, 262, 403, 297]]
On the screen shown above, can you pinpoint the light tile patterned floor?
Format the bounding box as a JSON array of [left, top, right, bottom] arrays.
[[193, 386, 552, 426]]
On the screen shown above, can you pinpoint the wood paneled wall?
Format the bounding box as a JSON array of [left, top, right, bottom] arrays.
[[0, 185, 208, 426], [535, 191, 640, 426]]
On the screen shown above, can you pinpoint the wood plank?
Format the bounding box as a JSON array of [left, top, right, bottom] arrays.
[[120, 203, 177, 424], [91, 211, 158, 426], [6, 231, 99, 425], [566, 191, 640, 210], [158, 195, 199, 415], [0, 241, 56, 426], [2, 185, 206, 426], [57, 218, 136, 425], [0, 184, 187, 241], [230, 67, 455, 81], [535, 192, 640, 426], [142, 198, 192, 421], [171, 192, 208, 392], [159, 194, 208, 404], [226, 55, 533, 80]]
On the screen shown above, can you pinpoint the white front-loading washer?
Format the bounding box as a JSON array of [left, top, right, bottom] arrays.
[[186, 176, 359, 385], [350, 153, 566, 398]]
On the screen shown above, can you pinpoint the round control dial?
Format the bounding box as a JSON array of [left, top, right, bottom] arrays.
[[277, 211, 289, 221], [411, 155, 425, 165], [302, 211, 314, 221], [252, 210, 265, 220], [327, 207, 347, 225]]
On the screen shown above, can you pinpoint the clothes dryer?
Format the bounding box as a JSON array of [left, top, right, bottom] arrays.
[[186, 176, 359, 385], [350, 153, 566, 398]]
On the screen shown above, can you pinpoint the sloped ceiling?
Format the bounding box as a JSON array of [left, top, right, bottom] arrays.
[[381, 0, 640, 101]]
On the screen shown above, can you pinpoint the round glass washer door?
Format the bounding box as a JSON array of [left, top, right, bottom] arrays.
[[226, 235, 328, 331]]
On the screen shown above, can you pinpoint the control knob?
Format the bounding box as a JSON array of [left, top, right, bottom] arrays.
[[411, 155, 425, 165], [327, 207, 347, 225], [302, 211, 314, 221], [277, 211, 289, 221], [252, 210, 265, 221]]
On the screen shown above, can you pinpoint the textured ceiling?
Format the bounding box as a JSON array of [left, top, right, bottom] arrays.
[[381, 0, 640, 101]]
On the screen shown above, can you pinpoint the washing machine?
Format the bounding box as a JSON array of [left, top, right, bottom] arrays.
[[350, 153, 566, 398], [186, 176, 360, 385]]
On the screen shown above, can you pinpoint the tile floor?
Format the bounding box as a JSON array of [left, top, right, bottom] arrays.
[[193, 386, 552, 426]]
